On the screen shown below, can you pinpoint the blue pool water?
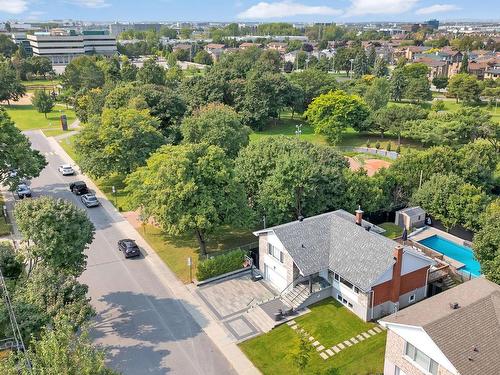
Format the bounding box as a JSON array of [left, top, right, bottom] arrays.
[[418, 235, 481, 277]]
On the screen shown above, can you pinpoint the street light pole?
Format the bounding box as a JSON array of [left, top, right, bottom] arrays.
[[349, 58, 354, 79]]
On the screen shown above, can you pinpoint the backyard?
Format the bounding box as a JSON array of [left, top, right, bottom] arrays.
[[239, 298, 386, 375]]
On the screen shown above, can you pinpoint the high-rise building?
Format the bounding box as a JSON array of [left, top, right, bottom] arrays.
[[426, 19, 439, 30]]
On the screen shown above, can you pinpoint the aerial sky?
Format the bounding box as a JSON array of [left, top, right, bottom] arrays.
[[0, 0, 498, 22]]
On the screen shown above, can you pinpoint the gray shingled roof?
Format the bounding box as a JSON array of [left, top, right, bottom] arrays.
[[381, 278, 500, 375], [264, 210, 404, 291]]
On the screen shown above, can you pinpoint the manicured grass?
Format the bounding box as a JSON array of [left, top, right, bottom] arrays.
[[4, 104, 76, 131], [42, 128, 72, 138], [240, 299, 386, 375], [442, 100, 500, 122], [22, 79, 61, 87], [0, 196, 11, 236], [250, 113, 421, 152], [296, 299, 378, 347], [379, 222, 403, 239], [58, 135, 78, 161], [141, 225, 256, 283]]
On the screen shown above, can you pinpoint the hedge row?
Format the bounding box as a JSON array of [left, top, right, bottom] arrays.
[[196, 249, 246, 281]]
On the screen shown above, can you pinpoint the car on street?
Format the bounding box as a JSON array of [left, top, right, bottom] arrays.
[[81, 193, 99, 208], [118, 239, 141, 258], [69, 181, 89, 195], [16, 183, 32, 199], [58, 164, 75, 176]]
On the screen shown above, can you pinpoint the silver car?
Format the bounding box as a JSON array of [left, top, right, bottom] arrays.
[[16, 184, 32, 199], [81, 193, 99, 208]]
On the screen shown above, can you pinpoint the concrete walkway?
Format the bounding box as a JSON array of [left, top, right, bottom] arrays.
[[44, 134, 260, 375]]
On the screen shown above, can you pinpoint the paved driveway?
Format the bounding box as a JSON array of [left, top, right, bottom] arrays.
[[197, 272, 276, 340]]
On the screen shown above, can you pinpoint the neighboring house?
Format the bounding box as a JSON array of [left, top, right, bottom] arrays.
[[253, 209, 434, 321], [380, 278, 500, 375], [267, 42, 287, 53], [484, 64, 500, 80], [395, 207, 426, 231], [239, 42, 261, 50], [204, 43, 225, 61], [414, 57, 449, 80]]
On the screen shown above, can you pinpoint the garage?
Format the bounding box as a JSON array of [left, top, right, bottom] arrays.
[[264, 262, 287, 292]]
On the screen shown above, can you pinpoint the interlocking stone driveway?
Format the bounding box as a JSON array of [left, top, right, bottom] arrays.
[[196, 272, 277, 340]]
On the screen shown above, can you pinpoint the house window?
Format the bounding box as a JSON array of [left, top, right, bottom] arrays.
[[267, 243, 283, 263], [340, 277, 353, 289], [348, 302, 353, 308], [334, 273, 339, 281], [337, 294, 342, 301], [409, 294, 416, 303], [354, 287, 360, 294], [405, 342, 438, 375]]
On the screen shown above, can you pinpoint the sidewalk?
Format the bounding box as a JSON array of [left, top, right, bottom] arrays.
[[46, 133, 261, 375]]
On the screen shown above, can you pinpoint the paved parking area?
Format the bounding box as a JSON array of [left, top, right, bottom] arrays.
[[196, 272, 277, 340]]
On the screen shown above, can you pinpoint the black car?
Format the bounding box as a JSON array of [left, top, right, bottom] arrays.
[[69, 181, 89, 195], [118, 239, 141, 258]]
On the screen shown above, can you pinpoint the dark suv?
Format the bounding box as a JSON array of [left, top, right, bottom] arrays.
[[69, 181, 89, 195], [118, 239, 141, 258]]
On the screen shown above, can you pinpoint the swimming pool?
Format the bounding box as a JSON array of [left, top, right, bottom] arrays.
[[418, 235, 481, 277]]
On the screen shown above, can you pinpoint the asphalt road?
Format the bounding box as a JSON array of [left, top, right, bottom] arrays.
[[23, 131, 236, 375]]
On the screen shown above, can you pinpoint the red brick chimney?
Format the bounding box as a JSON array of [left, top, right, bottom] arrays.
[[355, 206, 363, 226], [391, 245, 404, 303]]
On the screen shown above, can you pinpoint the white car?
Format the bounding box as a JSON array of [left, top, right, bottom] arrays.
[[58, 164, 75, 176], [81, 193, 99, 208]]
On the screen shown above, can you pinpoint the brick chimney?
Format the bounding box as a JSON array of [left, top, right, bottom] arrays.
[[390, 245, 404, 303], [355, 206, 363, 226]]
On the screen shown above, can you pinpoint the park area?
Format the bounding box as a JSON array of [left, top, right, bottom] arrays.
[[239, 298, 386, 375]]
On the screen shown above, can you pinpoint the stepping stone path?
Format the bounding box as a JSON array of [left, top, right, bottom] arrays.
[[287, 319, 386, 361]]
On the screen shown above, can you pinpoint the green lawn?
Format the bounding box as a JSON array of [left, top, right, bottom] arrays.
[[141, 225, 256, 283], [240, 299, 386, 375], [251, 113, 421, 152], [4, 104, 76, 131], [379, 222, 403, 239], [0, 196, 11, 236], [58, 135, 78, 161], [42, 128, 72, 138], [441, 100, 500, 122], [22, 79, 61, 87]]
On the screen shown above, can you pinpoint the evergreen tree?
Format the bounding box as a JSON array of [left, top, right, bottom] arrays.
[[373, 57, 389, 77], [459, 52, 469, 74], [368, 46, 376, 68], [390, 69, 407, 102], [353, 50, 368, 78]]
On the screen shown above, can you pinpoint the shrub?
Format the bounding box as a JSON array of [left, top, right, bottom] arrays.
[[0, 242, 23, 280], [196, 249, 246, 281], [386, 142, 392, 151], [431, 99, 445, 112], [396, 145, 401, 153], [366, 139, 371, 147], [375, 141, 381, 149]]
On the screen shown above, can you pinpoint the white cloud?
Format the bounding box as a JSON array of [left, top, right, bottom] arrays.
[[69, 0, 111, 8], [416, 4, 460, 14], [345, 0, 419, 16], [0, 0, 28, 14], [237, 1, 342, 19]]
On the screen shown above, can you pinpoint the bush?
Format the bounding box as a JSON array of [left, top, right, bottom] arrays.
[[0, 242, 23, 280], [196, 249, 246, 281], [396, 145, 401, 153], [431, 99, 445, 112], [386, 142, 392, 152], [366, 139, 371, 147], [375, 141, 381, 149]]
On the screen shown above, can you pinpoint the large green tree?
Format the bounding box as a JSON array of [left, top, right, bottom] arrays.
[[363, 77, 390, 111], [137, 57, 166, 85], [473, 199, 500, 284], [371, 104, 428, 142], [31, 89, 54, 118], [304, 90, 370, 144], [448, 73, 482, 105], [288, 68, 337, 111], [61, 56, 105, 92], [181, 103, 249, 158], [390, 69, 407, 102], [14, 196, 95, 276], [235, 136, 349, 226], [0, 108, 46, 190], [74, 108, 165, 178], [0, 60, 26, 105], [0, 318, 117, 375], [126, 144, 249, 255]]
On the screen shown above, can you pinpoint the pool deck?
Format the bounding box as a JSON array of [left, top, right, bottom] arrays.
[[408, 226, 468, 271]]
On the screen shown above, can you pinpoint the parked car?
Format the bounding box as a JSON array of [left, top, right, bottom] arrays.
[[81, 193, 99, 208], [69, 181, 88, 195], [58, 164, 75, 176], [118, 239, 141, 258], [16, 183, 32, 199]]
